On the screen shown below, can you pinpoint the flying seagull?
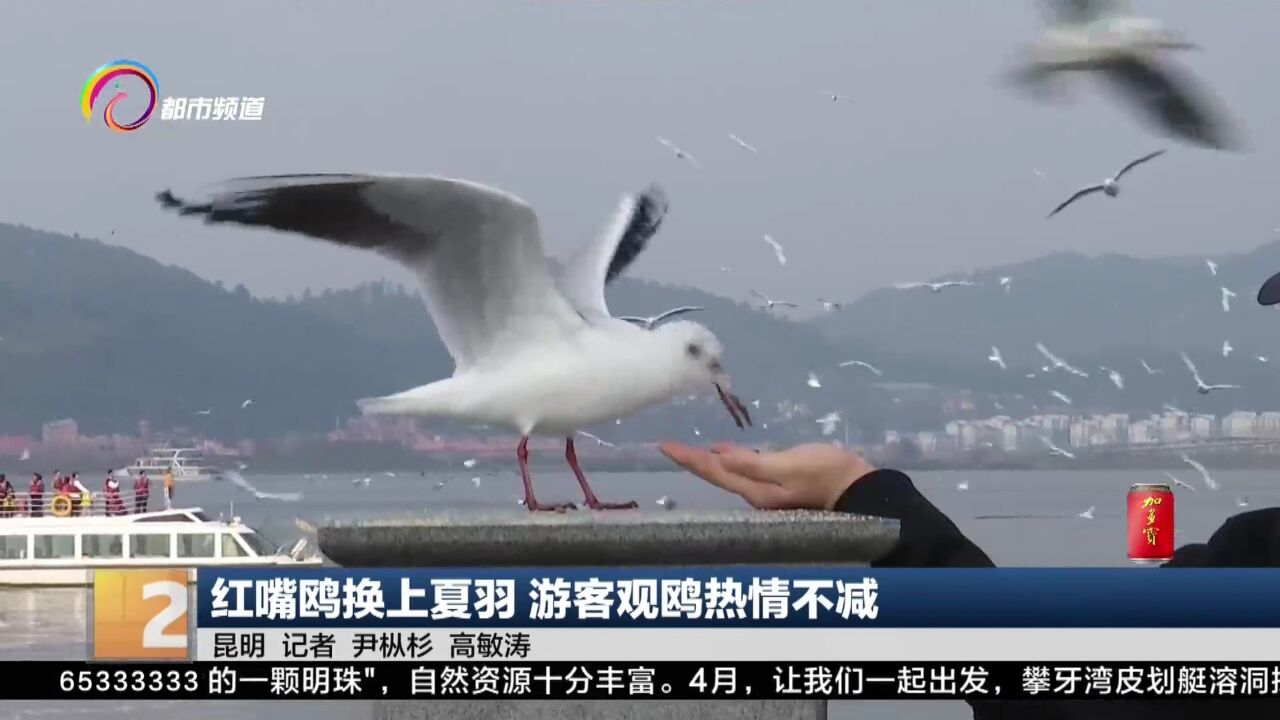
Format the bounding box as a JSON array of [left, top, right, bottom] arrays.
[[1162, 471, 1196, 492], [1140, 358, 1162, 375], [462, 458, 477, 469], [762, 234, 787, 266], [988, 346, 1007, 370], [618, 306, 705, 330], [1013, 3, 1235, 150], [819, 91, 853, 103], [956, 480, 970, 491], [817, 298, 842, 312], [241, 399, 253, 409], [893, 280, 976, 293], [727, 133, 759, 153], [1078, 506, 1095, 520], [815, 412, 842, 436], [1221, 287, 1236, 313], [999, 276, 1013, 293], [1179, 351, 1239, 394], [655, 495, 676, 510], [1049, 390, 1073, 405], [157, 174, 750, 512], [838, 360, 884, 376], [1046, 150, 1166, 218], [806, 372, 822, 389], [1205, 259, 1218, 276], [1036, 341, 1090, 377], [576, 430, 617, 449], [655, 136, 703, 169], [1179, 452, 1220, 491], [1222, 340, 1233, 357], [1041, 436, 1076, 459], [1162, 403, 1185, 415], [750, 290, 799, 311], [194, 409, 212, 416]]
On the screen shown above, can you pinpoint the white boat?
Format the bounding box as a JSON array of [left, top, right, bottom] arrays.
[[0, 502, 322, 587], [127, 446, 223, 482]]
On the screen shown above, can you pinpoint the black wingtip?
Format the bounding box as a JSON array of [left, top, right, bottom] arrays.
[[155, 189, 181, 208]]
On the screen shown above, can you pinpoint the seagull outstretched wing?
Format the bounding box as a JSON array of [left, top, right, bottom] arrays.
[[1099, 57, 1235, 151], [1113, 149, 1167, 181], [1047, 184, 1106, 218]]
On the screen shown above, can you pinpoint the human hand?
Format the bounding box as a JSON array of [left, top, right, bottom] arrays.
[[659, 441, 876, 510]]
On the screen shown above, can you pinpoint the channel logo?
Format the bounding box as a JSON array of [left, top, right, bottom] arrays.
[[91, 569, 191, 660]]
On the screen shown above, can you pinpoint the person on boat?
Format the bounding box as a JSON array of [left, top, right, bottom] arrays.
[[70, 472, 91, 516], [28, 472, 44, 518], [164, 466, 175, 509], [104, 471, 125, 516], [0, 474, 14, 518], [133, 470, 150, 514]]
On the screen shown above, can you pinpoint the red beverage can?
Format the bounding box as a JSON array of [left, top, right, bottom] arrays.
[[1127, 483, 1175, 564]]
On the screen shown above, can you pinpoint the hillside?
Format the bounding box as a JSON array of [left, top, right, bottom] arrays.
[[813, 239, 1280, 416], [0, 224, 906, 443]]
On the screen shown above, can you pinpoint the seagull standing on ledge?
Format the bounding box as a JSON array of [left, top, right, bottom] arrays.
[[1047, 150, 1166, 218], [157, 173, 751, 512], [618, 306, 705, 330]]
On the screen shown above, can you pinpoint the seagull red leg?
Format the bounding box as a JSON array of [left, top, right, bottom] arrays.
[[566, 437, 637, 510], [517, 437, 575, 512]]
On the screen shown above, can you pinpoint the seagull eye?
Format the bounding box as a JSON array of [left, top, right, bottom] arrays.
[[686, 343, 701, 358]]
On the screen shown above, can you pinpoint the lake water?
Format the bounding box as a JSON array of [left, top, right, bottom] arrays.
[[1, 468, 1273, 720]]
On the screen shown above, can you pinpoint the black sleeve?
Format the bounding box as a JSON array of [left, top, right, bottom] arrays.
[[832, 468, 994, 568]]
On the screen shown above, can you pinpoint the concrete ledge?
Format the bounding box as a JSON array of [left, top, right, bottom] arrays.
[[372, 699, 825, 720], [319, 510, 900, 567]]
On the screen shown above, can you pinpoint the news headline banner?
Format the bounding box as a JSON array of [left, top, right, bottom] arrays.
[[26, 661, 1280, 700], [197, 568, 1280, 629]]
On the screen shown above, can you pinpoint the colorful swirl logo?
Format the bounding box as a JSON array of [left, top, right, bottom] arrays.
[[80, 59, 160, 133]]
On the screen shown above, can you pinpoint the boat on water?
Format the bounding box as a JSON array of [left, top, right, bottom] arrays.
[[0, 500, 322, 587], [127, 446, 223, 482]]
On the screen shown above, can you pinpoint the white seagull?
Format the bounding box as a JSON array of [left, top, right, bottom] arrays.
[[1221, 287, 1236, 313], [1179, 351, 1239, 394], [761, 234, 787, 266], [1046, 150, 1166, 218], [241, 399, 253, 409], [750, 290, 799, 311], [893, 280, 977, 294], [1049, 390, 1073, 405], [1041, 436, 1076, 459], [157, 174, 751, 512], [727, 133, 759, 153], [1140, 358, 1162, 375], [655, 136, 703, 169], [1179, 452, 1220, 491], [1222, 340, 1233, 357], [1036, 342, 1090, 377], [819, 91, 853, 103], [462, 458, 477, 469], [618, 306, 705, 330], [1258, 356, 1269, 363], [807, 372, 822, 389], [815, 412, 842, 436], [225, 470, 302, 502], [988, 346, 1007, 370], [1078, 506, 1095, 520], [1162, 403, 1185, 415], [655, 495, 676, 510], [1162, 471, 1196, 492], [1014, 2, 1234, 150], [19, 448, 29, 462], [999, 276, 1013, 293], [956, 480, 970, 491], [817, 298, 842, 312], [1236, 496, 1249, 508], [1205, 259, 1218, 276], [839, 360, 884, 376], [576, 430, 617, 449], [1104, 367, 1125, 389], [194, 409, 212, 416]]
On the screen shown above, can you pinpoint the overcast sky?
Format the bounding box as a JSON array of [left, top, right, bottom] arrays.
[[2, 0, 1278, 307]]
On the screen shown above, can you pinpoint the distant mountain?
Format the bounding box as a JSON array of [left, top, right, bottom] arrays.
[[0, 224, 909, 443], [814, 239, 1280, 414]]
